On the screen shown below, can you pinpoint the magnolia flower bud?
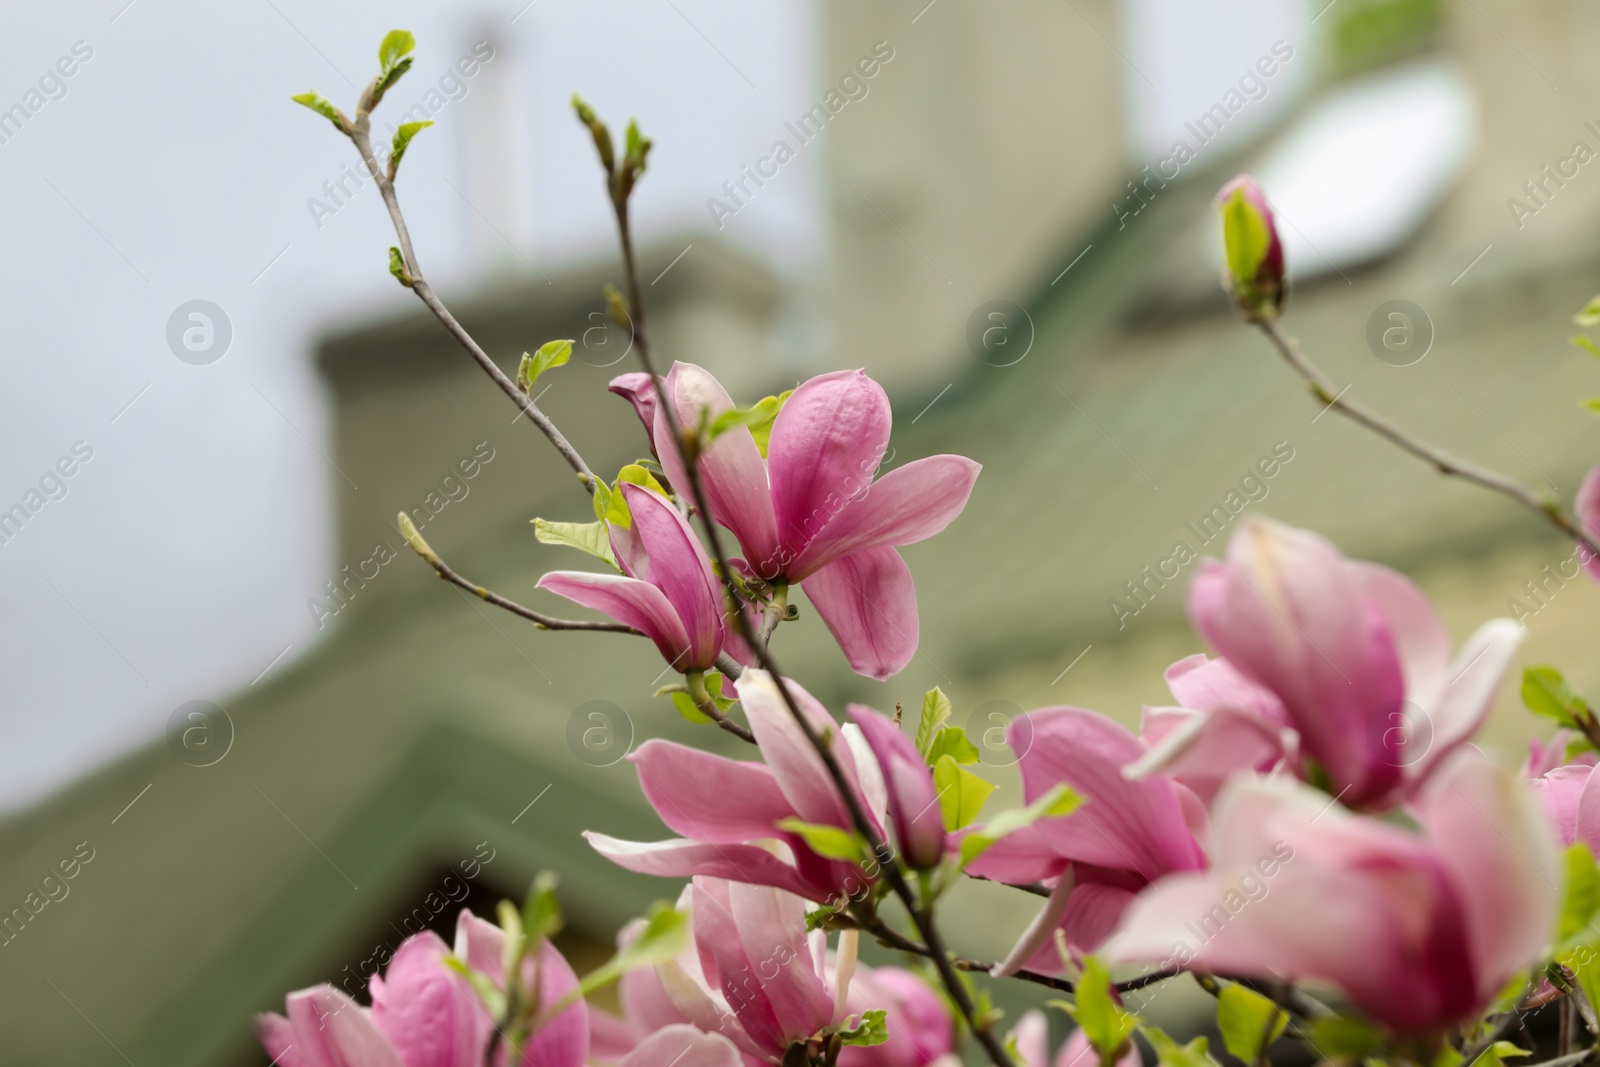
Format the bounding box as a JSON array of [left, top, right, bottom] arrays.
[[1215, 174, 1285, 321]]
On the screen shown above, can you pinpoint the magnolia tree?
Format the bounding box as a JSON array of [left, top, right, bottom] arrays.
[[262, 31, 1600, 1067]]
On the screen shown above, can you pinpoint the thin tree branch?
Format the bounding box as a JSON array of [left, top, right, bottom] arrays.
[[345, 114, 598, 493], [404, 533, 642, 634], [1257, 319, 1600, 557]]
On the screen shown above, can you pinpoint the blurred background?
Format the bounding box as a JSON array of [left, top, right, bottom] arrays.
[[2, 0, 1598, 1062]]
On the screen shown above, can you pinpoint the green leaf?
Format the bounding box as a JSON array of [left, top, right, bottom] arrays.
[[1480, 1043, 1533, 1067], [389, 120, 433, 175], [837, 1009, 888, 1048], [1561, 843, 1600, 946], [1304, 1016, 1382, 1060], [1144, 1030, 1221, 1067], [959, 783, 1083, 868], [388, 246, 411, 287], [916, 688, 953, 760], [777, 818, 867, 863], [926, 725, 980, 765], [1584, 397, 1600, 414], [291, 92, 344, 131], [933, 755, 995, 832], [521, 871, 562, 944], [379, 30, 416, 71], [591, 480, 613, 523], [1576, 295, 1600, 327], [705, 405, 773, 442], [1220, 185, 1270, 291], [670, 690, 714, 724], [577, 901, 687, 997], [616, 463, 668, 497], [1070, 956, 1138, 1061], [1522, 666, 1591, 729], [1571, 335, 1600, 357], [1216, 983, 1288, 1065], [532, 518, 617, 568], [517, 339, 573, 393]]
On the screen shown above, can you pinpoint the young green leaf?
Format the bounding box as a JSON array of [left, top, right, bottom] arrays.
[[704, 405, 772, 442], [1216, 983, 1288, 1065], [532, 518, 617, 568], [1577, 295, 1600, 327], [959, 782, 1083, 868], [521, 871, 563, 944], [389, 120, 433, 176], [616, 463, 668, 498], [1070, 956, 1139, 1062], [1522, 666, 1591, 729], [1304, 1016, 1381, 1059], [926, 725, 980, 765], [1572, 335, 1600, 358], [933, 754, 995, 832], [291, 92, 345, 132], [1584, 397, 1600, 414], [379, 30, 416, 71], [669, 689, 714, 725], [388, 246, 412, 287], [517, 339, 574, 394], [1561, 843, 1600, 946], [1143, 1030, 1222, 1067], [776, 818, 868, 863], [916, 688, 953, 760], [837, 1009, 889, 1047], [577, 901, 687, 997]]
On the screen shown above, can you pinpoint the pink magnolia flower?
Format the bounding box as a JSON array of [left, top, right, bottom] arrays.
[[963, 708, 1207, 973], [538, 482, 725, 673], [1104, 753, 1559, 1035], [1579, 465, 1600, 582], [256, 910, 587, 1067], [639, 362, 980, 680], [847, 704, 946, 869], [1012, 1011, 1138, 1067], [1530, 759, 1600, 851], [1182, 516, 1521, 809], [611, 878, 956, 1066], [585, 669, 887, 904]]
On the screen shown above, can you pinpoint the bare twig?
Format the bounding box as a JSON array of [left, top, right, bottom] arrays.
[[344, 112, 597, 493], [1258, 319, 1600, 557], [404, 531, 641, 634]]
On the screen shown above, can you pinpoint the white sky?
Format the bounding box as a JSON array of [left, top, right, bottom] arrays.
[[0, 0, 816, 808]]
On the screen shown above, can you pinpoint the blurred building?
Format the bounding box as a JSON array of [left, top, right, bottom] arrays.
[[5, 0, 1600, 1062]]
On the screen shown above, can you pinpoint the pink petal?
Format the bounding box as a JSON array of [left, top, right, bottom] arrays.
[[583, 832, 820, 899], [1126, 704, 1293, 804], [848, 705, 945, 868], [767, 370, 891, 565], [1011, 708, 1206, 877], [1350, 563, 1452, 706], [373, 932, 493, 1067], [691, 882, 787, 1058], [1406, 618, 1522, 787], [631, 739, 795, 843], [608, 373, 659, 442], [1577, 768, 1600, 853], [454, 911, 504, 986], [284, 986, 403, 1067], [255, 1012, 305, 1067], [787, 455, 981, 579], [617, 1025, 742, 1067], [1531, 765, 1591, 848], [960, 822, 1067, 886], [1014, 870, 1145, 973], [620, 483, 724, 668], [1189, 518, 1406, 806], [841, 966, 955, 1066], [726, 881, 834, 1047], [537, 571, 694, 670], [587, 1006, 636, 1066], [1012, 1011, 1050, 1067], [1420, 754, 1560, 1003], [801, 546, 919, 681], [1054, 1024, 1140, 1067], [739, 670, 864, 830], [652, 363, 780, 574], [1164, 654, 1289, 726], [518, 940, 588, 1067], [1578, 465, 1600, 582], [992, 871, 1076, 977]]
